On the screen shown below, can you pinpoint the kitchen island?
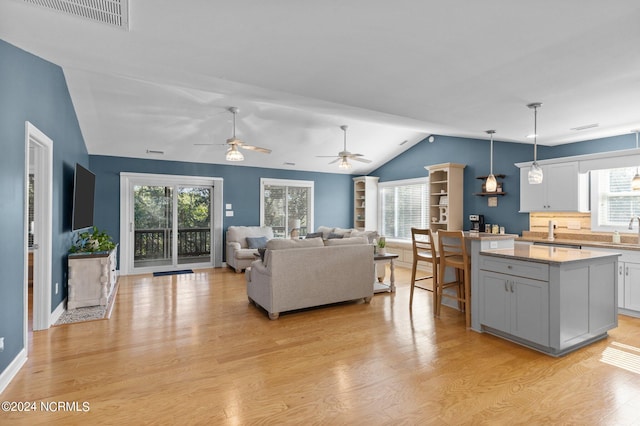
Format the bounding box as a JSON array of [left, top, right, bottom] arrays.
[[477, 243, 619, 356]]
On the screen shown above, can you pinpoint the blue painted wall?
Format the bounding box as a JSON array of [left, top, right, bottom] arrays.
[[543, 133, 635, 159], [370, 135, 547, 235], [0, 39, 88, 373], [89, 155, 354, 260]]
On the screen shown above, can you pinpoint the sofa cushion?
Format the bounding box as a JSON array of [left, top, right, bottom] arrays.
[[332, 227, 354, 237], [266, 238, 324, 250], [236, 248, 260, 259], [350, 230, 379, 244], [323, 237, 368, 246], [264, 238, 324, 267], [305, 232, 323, 239], [316, 226, 335, 240], [327, 232, 344, 239], [246, 236, 268, 249]]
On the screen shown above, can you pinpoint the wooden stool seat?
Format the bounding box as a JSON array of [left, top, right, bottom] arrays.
[[409, 228, 439, 310], [436, 230, 471, 328]]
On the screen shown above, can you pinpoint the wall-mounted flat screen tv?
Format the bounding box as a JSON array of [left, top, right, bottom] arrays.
[[72, 163, 96, 231]]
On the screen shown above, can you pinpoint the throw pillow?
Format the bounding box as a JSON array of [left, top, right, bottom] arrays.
[[246, 236, 268, 249], [257, 247, 267, 262], [327, 232, 344, 239], [305, 232, 323, 239]]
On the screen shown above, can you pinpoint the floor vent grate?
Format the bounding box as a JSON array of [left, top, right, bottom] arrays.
[[22, 0, 129, 29]]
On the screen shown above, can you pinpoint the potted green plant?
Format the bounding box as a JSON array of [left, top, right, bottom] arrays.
[[377, 236, 386, 255], [69, 226, 116, 254]]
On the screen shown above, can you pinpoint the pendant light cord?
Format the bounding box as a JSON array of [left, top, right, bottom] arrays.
[[490, 132, 494, 174], [533, 106, 538, 162]]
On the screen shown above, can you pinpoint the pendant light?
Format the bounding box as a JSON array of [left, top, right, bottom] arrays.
[[632, 130, 640, 190], [485, 130, 497, 192], [527, 103, 543, 184]]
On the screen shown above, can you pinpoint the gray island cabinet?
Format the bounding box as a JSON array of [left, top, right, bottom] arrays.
[[478, 244, 619, 356]]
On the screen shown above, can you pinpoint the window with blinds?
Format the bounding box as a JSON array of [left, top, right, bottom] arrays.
[[379, 178, 429, 240], [592, 167, 640, 231]]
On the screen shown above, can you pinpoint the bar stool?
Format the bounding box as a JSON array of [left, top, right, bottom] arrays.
[[409, 228, 439, 311], [436, 230, 471, 328]]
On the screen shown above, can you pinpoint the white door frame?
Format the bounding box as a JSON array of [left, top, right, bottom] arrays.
[[119, 172, 224, 275], [24, 121, 53, 334]]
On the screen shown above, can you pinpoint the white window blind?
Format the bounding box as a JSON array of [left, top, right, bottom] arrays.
[[592, 167, 640, 231], [379, 178, 429, 239]]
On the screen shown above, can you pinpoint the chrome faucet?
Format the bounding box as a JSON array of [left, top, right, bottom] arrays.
[[628, 216, 640, 243]]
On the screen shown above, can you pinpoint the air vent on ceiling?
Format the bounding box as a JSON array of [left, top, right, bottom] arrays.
[[570, 123, 599, 131], [22, 0, 129, 29]]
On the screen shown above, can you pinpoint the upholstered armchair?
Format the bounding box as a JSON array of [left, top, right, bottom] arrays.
[[226, 226, 274, 273]]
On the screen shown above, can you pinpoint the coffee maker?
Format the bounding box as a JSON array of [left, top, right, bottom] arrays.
[[469, 214, 485, 232]]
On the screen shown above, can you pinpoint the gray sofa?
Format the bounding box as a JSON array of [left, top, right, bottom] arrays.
[[246, 237, 375, 319], [226, 226, 274, 273]]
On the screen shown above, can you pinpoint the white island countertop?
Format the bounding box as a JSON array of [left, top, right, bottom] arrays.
[[481, 243, 621, 265]]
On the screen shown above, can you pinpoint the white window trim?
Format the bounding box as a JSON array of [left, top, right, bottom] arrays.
[[590, 169, 640, 233], [260, 178, 315, 233], [378, 177, 429, 241]]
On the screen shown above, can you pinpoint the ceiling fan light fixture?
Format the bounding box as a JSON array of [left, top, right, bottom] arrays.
[[527, 103, 544, 185], [339, 158, 352, 169], [226, 145, 244, 162]]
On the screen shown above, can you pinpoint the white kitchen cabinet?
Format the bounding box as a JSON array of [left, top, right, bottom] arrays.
[[519, 162, 589, 212], [625, 262, 640, 311], [580, 244, 640, 317], [477, 247, 618, 356], [479, 268, 549, 347]]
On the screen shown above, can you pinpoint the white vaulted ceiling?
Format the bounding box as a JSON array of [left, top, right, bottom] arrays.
[[2, 1, 640, 173]]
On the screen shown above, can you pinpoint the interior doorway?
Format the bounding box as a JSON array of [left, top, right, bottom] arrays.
[[24, 122, 53, 337]]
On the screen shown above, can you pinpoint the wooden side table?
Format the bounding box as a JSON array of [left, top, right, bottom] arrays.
[[373, 253, 399, 293]]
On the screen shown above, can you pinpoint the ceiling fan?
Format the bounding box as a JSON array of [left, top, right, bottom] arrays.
[[195, 106, 271, 161], [317, 125, 372, 169]]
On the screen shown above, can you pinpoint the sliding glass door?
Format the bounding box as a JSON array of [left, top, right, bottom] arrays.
[[126, 178, 214, 273], [133, 185, 173, 268], [177, 186, 211, 265]]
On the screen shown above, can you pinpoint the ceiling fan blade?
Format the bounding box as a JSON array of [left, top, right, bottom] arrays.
[[316, 155, 340, 158], [328, 158, 341, 164], [241, 145, 272, 154], [351, 157, 372, 163], [194, 143, 227, 147]]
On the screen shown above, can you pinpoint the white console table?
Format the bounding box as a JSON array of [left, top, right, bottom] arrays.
[[68, 246, 117, 309]]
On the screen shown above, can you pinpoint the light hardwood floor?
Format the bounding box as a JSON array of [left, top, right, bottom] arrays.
[[4, 266, 640, 425]]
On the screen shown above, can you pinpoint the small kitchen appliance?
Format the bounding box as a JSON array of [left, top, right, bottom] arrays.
[[469, 214, 485, 232]]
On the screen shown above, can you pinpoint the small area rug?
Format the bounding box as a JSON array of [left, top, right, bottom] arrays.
[[153, 269, 194, 277], [54, 282, 118, 326]]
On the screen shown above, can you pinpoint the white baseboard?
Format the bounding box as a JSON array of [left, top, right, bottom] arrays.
[[50, 298, 66, 326], [0, 348, 27, 394]]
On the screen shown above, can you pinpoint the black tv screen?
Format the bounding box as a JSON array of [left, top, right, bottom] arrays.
[[72, 163, 96, 231]]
